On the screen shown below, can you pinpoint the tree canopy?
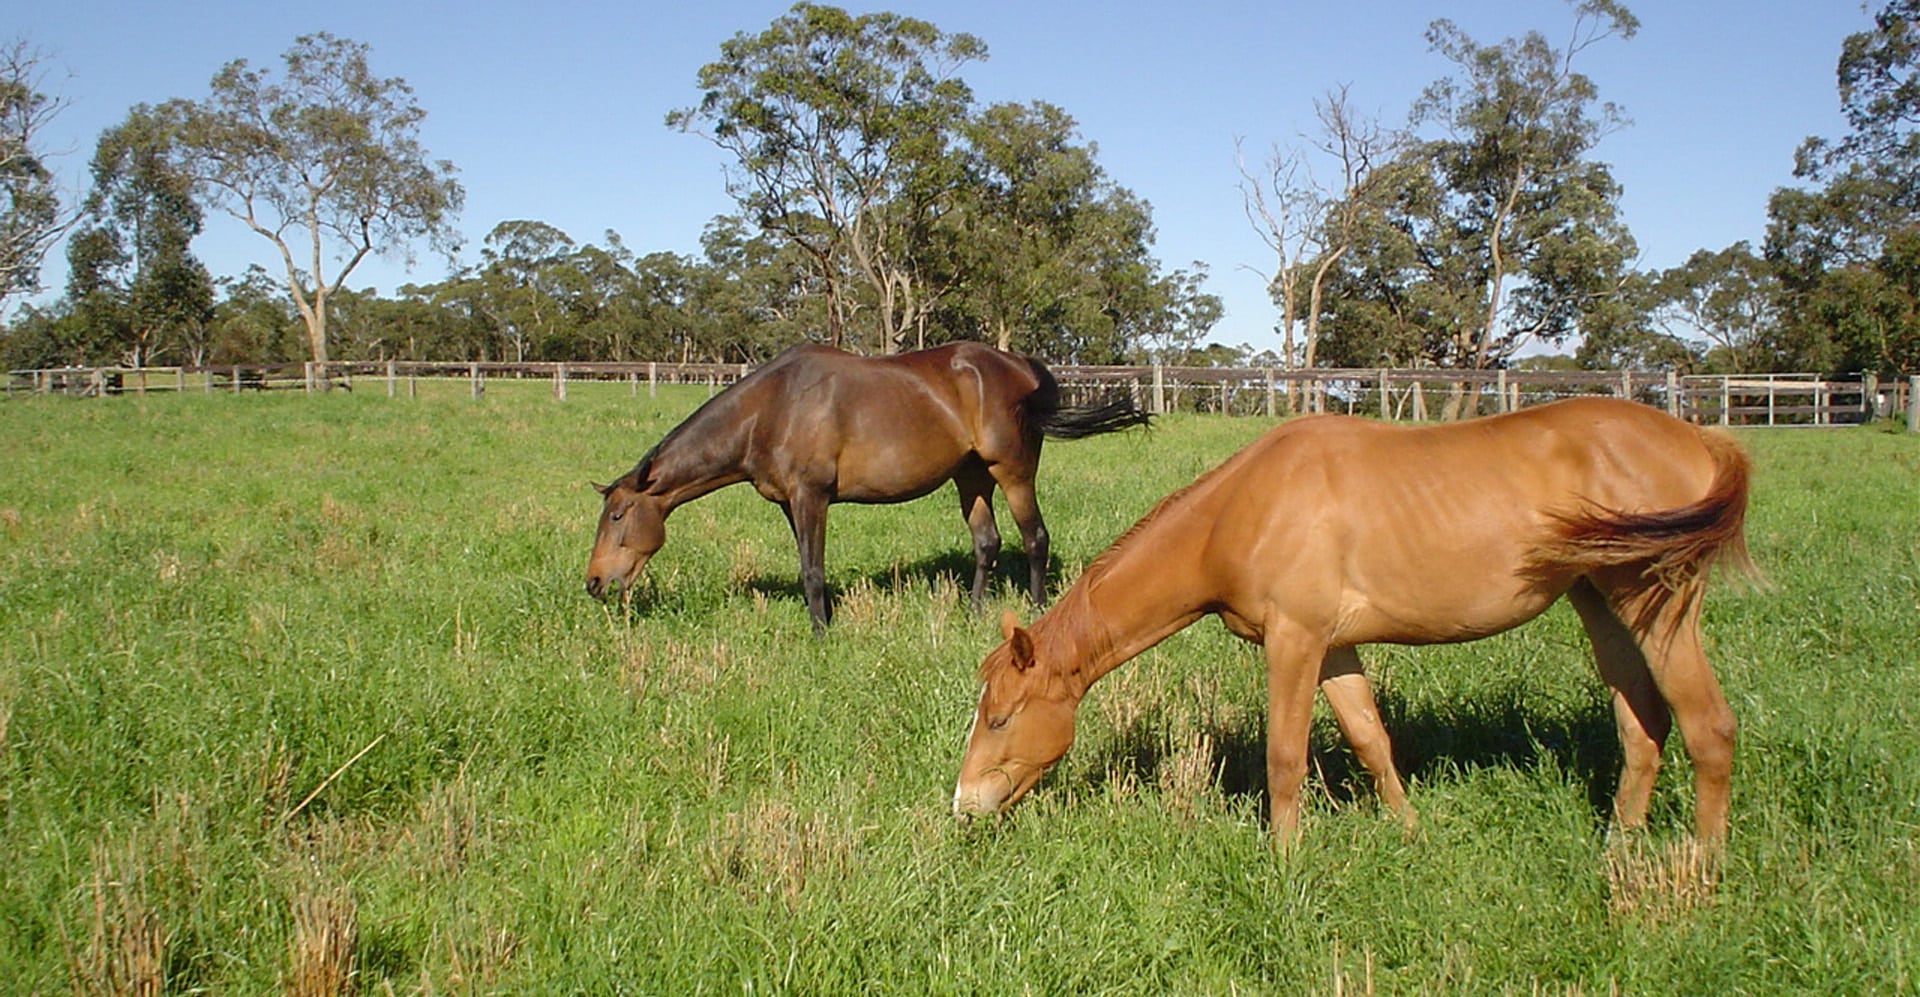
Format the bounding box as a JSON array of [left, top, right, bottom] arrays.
[[10, 6, 1920, 380], [160, 32, 464, 367]]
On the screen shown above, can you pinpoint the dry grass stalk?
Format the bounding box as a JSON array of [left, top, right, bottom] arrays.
[[1605, 837, 1719, 924], [623, 638, 730, 700], [833, 577, 886, 627], [411, 774, 480, 880], [440, 926, 520, 993], [285, 884, 358, 997], [67, 838, 167, 997], [1327, 940, 1376, 997], [725, 540, 762, 592], [702, 799, 855, 905], [1159, 728, 1220, 820]]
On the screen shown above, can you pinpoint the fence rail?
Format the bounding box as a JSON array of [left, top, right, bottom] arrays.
[[9, 359, 1918, 429]]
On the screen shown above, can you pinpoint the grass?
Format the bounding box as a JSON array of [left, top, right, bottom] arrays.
[[2, 380, 1917, 994]]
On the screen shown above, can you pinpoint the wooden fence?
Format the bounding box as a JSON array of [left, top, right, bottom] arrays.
[[9, 359, 1919, 429]]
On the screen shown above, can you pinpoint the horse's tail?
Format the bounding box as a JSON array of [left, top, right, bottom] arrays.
[[1013, 354, 1151, 439], [1034, 394, 1153, 439], [1538, 430, 1759, 591]]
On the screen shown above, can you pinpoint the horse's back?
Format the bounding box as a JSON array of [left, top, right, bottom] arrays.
[[743, 342, 1045, 499], [1202, 398, 1733, 644]]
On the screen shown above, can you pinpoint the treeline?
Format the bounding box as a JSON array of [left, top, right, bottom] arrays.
[[4, 4, 1919, 379]]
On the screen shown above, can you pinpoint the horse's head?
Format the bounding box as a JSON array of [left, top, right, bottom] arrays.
[[953, 612, 1081, 820], [585, 476, 667, 602]]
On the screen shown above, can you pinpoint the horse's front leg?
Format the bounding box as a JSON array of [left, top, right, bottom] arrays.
[[782, 493, 832, 633], [1264, 624, 1325, 847], [953, 467, 1001, 611]]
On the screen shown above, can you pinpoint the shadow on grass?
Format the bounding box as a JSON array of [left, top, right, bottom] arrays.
[[739, 547, 1060, 609], [1080, 687, 1622, 825]]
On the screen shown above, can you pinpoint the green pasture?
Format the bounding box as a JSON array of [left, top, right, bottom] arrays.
[[1, 382, 1916, 994]]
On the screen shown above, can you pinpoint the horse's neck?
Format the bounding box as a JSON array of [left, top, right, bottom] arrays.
[[646, 401, 752, 508], [1036, 519, 1214, 693]]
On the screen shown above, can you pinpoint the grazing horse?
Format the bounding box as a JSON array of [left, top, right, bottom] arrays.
[[953, 398, 1755, 849], [586, 342, 1149, 631]]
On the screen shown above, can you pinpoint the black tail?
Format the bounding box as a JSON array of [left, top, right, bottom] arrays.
[[1033, 394, 1152, 440]]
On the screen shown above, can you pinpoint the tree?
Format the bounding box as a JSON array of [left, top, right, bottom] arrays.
[[951, 100, 1171, 360], [68, 106, 214, 366], [669, 3, 984, 352], [1648, 243, 1782, 372], [1766, 1, 1920, 376], [0, 39, 76, 314], [162, 33, 463, 368], [1239, 86, 1405, 379], [1411, 1, 1640, 374]]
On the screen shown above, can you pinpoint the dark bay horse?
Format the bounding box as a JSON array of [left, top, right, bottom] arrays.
[[953, 398, 1756, 849], [586, 342, 1150, 631]]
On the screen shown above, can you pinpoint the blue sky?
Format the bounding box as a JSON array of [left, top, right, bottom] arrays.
[[16, 1, 1871, 351]]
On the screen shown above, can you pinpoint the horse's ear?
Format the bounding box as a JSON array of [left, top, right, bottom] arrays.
[[591, 481, 611, 497], [999, 610, 1021, 640], [1001, 611, 1036, 673]]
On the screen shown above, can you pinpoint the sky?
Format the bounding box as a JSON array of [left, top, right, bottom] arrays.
[[13, 1, 1874, 352]]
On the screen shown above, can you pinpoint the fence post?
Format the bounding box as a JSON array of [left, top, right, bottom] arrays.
[[1377, 369, 1389, 420], [1665, 371, 1678, 417], [470, 362, 483, 399], [1719, 378, 1730, 427], [648, 361, 657, 398], [304, 361, 315, 394], [1153, 364, 1165, 416], [1496, 369, 1509, 413], [1908, 376, 1919, 433], [1265, 368, 1275, 418], [554, 363, 568, 401]]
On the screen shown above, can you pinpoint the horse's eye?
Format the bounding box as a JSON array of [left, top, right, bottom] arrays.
[[610, 510, 624, 522], [987, 714, 1011, 732]]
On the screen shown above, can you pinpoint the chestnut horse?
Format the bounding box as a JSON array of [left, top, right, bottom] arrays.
[[586, 342, 1149, 631], [953, 397, 1755, 848]]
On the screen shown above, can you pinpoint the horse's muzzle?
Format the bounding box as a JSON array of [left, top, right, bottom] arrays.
[[585, 574, 620, 601]]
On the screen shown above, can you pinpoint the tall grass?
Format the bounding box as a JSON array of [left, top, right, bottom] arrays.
[[2, 383, 1916, 993]]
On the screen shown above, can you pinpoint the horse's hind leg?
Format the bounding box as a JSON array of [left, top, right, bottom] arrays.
[[994, 474, 1050, 607], [1567, 579, 1669, 834], [1576, 574, 1737, 849], [953, 462, 1001, 610], [1319, 646, 1415, 832]]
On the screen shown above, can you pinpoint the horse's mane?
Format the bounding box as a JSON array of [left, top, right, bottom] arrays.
[[1077, 458, 1232, 590], [623, 345, 820, 490]]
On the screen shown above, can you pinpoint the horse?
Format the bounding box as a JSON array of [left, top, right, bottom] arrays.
[[586, 342, 1150, 632], [953, 397, 1756, 849]]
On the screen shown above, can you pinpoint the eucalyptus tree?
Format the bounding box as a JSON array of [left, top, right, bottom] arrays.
[[1411, 0, 1640, 376], [669, 3, 984, 352], [1647, 243, 1782, 372], [1767, 0, 1920, 376], [1239, 86, 1406, 380], [472, 220, 576, 361], [955, 100, 1143, 358], [1315, 3, 1639, 382], [0, 39, 74, 313], [161, 33, 463, 369], [67, 106, 214, 366]]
